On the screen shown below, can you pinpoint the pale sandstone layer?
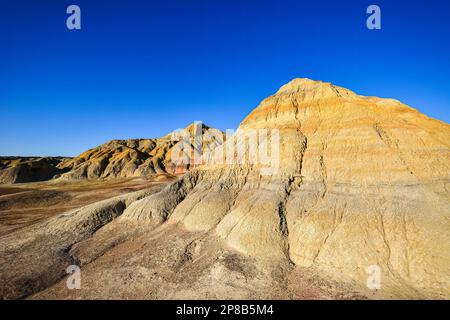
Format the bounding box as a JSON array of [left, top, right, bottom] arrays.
[[1, 78, 449, 299]]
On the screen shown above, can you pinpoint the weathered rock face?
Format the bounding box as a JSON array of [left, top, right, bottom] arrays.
[[56, 123, 224, 180], [0, 157, 69, 184], [1, 78, 449, 299]]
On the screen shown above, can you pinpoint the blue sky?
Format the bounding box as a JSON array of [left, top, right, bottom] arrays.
[[1, 0, 449, 156]]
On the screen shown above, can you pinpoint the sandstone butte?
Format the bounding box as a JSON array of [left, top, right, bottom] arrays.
[[0, 78, 449, 299]]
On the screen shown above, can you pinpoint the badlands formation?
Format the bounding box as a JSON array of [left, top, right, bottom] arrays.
[[56, 123, 223, 180], [0, 123, 223, 184], [0, 157, 68, 184], [0, 78, 449, 299]]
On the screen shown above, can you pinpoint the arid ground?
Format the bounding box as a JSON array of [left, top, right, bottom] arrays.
[[0, 176, 174, 236]]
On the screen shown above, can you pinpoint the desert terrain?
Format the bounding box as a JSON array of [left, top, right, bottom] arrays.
[[0, 176, 173, 236], [1, 79, 449, 300]]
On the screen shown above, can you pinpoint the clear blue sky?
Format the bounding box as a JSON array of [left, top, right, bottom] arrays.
[[1, 0, 449, 156]]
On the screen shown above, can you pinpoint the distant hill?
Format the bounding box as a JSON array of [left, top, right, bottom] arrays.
[[0, 123, 224, 184], [0, 157, 69, 184]]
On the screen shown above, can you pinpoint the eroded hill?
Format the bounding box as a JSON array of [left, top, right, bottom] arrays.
[[0, 123, 224, 184], [0, 157, 69, 184]]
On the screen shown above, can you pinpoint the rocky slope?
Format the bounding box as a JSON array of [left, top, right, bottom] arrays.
[[1, 78, 449, 299], [56, 123, 223, 180], [0, 123, 223, 184], [0, 157, 69, 184]]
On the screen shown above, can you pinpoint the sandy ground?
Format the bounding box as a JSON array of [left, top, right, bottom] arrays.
[[0, 174, 418, 300], [31, 222, 370, 300], [0, 175, 174, 236]]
